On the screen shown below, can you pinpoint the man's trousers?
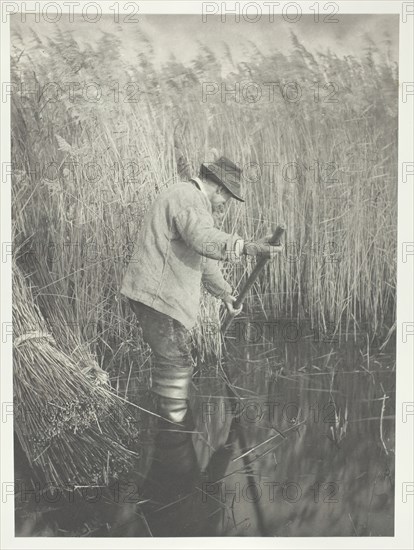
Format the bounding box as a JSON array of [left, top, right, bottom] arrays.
[[128, 299, 194, 423]]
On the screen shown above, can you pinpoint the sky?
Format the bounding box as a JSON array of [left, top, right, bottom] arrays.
[[138, 14, 398, 65], [12, 13, 399, 71]]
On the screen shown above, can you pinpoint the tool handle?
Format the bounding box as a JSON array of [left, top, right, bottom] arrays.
[[233, 224, 285, 309], [222, 224, 286, 333]]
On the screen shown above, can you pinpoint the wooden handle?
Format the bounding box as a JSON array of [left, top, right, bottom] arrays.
[[233, 224, 285, 309], [222, 224, 286, 333]]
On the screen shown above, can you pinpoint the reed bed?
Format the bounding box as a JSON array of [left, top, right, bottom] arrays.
[[10, 27, 397, 386]]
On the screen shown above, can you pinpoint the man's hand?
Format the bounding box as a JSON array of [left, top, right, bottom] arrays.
[[244, 235, 284, 260], [223, 295, 243, 316]]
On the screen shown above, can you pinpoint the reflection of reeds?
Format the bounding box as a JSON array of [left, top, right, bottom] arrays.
[[328, 402, 349, 446], [13, 264, 140, 486], [379, 389, 389, 455]]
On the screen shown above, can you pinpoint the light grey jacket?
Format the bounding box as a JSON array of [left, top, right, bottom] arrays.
[[120, 179, 240, 329]]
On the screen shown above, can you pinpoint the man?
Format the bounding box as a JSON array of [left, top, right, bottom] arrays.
[[121, 156, 282, 426]]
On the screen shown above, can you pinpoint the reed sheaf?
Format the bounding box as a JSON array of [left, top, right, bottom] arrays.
[[13, 263, 140, 486], [11, 27, 397, 365]]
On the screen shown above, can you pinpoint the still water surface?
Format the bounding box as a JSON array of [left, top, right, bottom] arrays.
[[15, 331, 395, 537]]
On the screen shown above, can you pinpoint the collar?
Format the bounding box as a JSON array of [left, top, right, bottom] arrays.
[[190, 177, 208, 198]]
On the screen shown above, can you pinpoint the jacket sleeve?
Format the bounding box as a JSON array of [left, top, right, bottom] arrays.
[[201, 258, 233, 299], [174, 205, 241, 261]]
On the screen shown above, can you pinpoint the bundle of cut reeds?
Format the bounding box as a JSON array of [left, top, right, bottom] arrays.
[[13, 264, 140, 487]]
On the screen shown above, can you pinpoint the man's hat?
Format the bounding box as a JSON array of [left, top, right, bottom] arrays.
[[200, 156, 245, 202]]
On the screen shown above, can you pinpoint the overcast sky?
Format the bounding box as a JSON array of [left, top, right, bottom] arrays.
[[12, 14, 399, 70], [139, 14, 398, 64]]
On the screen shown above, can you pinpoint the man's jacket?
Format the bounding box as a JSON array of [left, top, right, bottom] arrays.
[[120, 180, 240, 329]]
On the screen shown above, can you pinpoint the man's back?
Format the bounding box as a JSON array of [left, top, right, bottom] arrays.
[[120, 180, 233, 329]]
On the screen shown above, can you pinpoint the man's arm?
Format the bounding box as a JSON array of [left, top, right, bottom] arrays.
[[201, 258, 233, 300], [175, 205, 282, 263], [201, 258, 243, 317], [174, 205, 243, 262]]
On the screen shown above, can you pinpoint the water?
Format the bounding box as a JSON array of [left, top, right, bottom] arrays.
[[190, 338, 395, 537], [14, 331, 395, 537]]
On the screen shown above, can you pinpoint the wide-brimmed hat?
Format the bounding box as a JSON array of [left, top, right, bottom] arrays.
[[200, 156, 245, 202]]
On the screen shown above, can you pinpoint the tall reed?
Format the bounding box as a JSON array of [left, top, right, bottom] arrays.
[[11, 27, 397, 367]]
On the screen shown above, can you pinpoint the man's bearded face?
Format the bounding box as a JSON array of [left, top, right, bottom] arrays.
[[212, 203, 226, 228]]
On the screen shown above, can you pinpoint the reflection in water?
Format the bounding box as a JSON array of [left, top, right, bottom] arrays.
[[138, 337, 395, 537], [139, 410, 205, 536], [138, 403, 271, 536], [14, 336, 395, 537]]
